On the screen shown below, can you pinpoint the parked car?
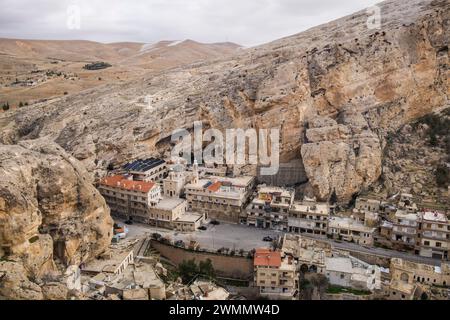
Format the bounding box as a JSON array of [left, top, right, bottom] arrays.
[[175, 240, 185, 248], [151, 233, 162, 240], [263, 236, 274, 242], [210, 220, 220, 226], [198, 226, 207, 231]]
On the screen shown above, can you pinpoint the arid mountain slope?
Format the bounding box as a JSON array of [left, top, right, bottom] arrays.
[[0, 38, 241, 107], [0, 0, 448, 202]]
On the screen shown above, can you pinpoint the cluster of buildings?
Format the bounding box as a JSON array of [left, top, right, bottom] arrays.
[[98, 158, 206, 232], [253, 235, 383, 300], [245, 185, 376, 246], [254, 234, 450, 300], [93, 157, 450, 300], [97, 157, 449, 264], [76, 238, 231, 300], [357, 194, 450, 260]]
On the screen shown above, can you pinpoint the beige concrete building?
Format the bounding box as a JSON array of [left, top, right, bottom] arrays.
[[173, 213, 205, 232], [98, 175, 161, 223], [324, 256, 381, 292], [149, 198, 188, 229], [288, 199, 329, 236], [81, 246, 134, 277], [281, 234, 331, 273], [389, 258, 450, 299], [354, 197, 382, 213], [246, 186, 295, 231], [417, 211, 450, 260], [122, 158, 168, 182], [185, 172, 255, 223], [328, 217, 376, 246], [390, 258, 450, 288], [391, 210, 419, 251], [254, 248, 298, 300]]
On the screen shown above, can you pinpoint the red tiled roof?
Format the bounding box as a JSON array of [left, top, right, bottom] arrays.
[[207, 181, 222, 192], [100, 175, 156, 193], [254, 248, 281, 268]]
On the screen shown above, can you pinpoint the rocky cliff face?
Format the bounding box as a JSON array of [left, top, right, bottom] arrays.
[[0, 140, 113, 299], [0, 0, 448, 202]]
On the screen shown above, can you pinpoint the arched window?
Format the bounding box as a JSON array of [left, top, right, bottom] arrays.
[[400, 273, 409, 282]]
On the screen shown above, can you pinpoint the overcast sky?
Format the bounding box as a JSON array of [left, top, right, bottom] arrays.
[[0, 0, 382, 47]]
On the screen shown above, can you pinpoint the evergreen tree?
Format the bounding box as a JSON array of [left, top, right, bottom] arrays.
[[198, 259, 215, 279], [178, 259, 198, 284]]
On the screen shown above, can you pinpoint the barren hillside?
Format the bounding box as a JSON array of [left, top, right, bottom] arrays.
[[0, 0, 448, 203], [0, 38, 241, 107]]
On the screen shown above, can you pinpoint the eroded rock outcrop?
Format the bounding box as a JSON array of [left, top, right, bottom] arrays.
[[0, 0, 448, 202], [301, 112, 382, 201], [0, 139, 113, 299]]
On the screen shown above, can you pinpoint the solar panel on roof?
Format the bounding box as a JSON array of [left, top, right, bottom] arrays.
[[203, 181, 213, 188], [122, 158, 166, 172]]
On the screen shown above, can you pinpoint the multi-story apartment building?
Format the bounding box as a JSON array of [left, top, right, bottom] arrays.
[[391, 210, 419, 251], [184, 163, 255, 223], [98, 175, 161, 223], [288, 200, 329, 236], [99, 174, 203, 230], [328, 217, 375, 246], [417, 211, 450, 260], [122, 158, 168, 183], [254, 248, 298, 300], [246, 186, 295, 231]]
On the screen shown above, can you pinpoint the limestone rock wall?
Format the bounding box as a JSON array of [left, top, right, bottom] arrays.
[[0, 139, 113, 299], [0, 0, 448, 202]]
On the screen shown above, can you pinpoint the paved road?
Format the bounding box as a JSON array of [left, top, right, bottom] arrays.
[[118, 219, 442, 266], [119, 219, 279, 252]]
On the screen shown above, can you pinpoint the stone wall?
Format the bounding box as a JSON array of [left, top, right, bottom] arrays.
[[150, 240, 253, 279]]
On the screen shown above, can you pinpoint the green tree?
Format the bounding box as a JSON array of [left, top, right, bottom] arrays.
[[2, 102, 9, 111], [178, 259, 198, 284], [19, 101, 23, 107], [198, 259, 215, 279]]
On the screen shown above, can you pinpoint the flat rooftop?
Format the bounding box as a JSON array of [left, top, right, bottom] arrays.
[[175, 212, 204, 223], [291, 202, 329, 215], [395, 210, 418, 221], [328, 217, 375, 232], [325, 257, 353, 273], [188, 176, 254, 188], [123, 158, 166, 173], [82, 247, 134, 274], [257, 186, 294, 197], [155, 197, 186, 211], [421, 211, 447, 223]]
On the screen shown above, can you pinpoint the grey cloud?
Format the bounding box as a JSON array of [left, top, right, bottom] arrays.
[[0, 0, 382, 46]]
